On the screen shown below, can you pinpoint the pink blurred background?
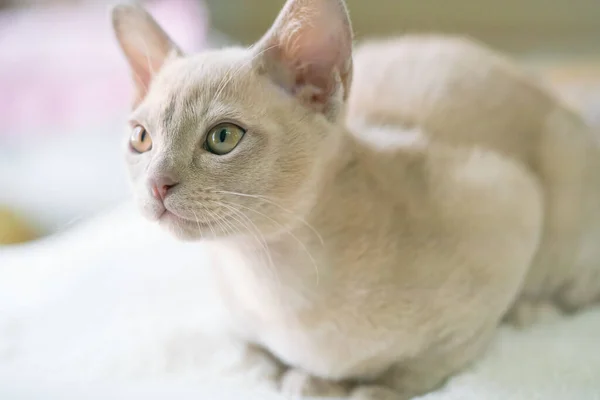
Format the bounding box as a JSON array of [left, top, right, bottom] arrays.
[[0, 0, 208, 136]]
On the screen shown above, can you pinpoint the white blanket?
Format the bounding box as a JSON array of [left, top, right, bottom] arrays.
[[1, 204, 599, 400]]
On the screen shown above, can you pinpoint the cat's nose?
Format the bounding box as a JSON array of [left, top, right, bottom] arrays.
[[149, 175, 179, 201]]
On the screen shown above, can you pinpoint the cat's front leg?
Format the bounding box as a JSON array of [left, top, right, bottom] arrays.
[[235, 344, 286, 389], [503, 299, 563, 328], [281, 370, 407, 399], [280, 369, 352, 397], [238, 344, 351, 397], [350, 385, 405, 400]]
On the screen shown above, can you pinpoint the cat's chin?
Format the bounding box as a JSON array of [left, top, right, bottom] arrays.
[[156, 210, 209, 241]]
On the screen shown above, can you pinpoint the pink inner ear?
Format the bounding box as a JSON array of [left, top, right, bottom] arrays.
[[127, 48, 172, 106], [113, 3, 187, 108], [129, 51, 155, 93], [264, 0, 353, 107]]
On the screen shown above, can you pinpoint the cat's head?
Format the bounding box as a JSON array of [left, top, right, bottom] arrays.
[[112, 0, 353, 240]]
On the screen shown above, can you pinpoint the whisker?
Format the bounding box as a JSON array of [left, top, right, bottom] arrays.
[[214, 201, 281, 287], [204, 207, 229, 239], [219, 199, 321, 286], [191, 210, 205, 240], [198, 206, 218, 240], [213, 190, 324, 246]]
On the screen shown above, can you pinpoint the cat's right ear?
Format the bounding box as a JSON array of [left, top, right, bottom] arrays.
[[111, 3, 183, 107]]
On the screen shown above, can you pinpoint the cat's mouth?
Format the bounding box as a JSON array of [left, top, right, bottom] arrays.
[[158, 207, 219, 235], [160, 208, 202, 226], [154, 203, 250, 239]]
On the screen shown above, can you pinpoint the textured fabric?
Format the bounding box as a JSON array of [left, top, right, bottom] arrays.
[[0, 204, 599, 400]]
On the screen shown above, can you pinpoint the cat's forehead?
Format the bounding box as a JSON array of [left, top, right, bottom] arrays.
[[154, 48, 254, 99], [134, 48, 261, 126]]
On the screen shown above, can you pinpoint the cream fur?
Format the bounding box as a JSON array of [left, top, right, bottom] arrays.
[[112, 1, 600, 399]]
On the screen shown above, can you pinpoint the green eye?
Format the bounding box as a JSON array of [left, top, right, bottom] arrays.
[[205, 123, 246, 155]]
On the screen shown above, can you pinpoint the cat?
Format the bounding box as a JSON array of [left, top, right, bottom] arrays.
[[111, 0, 600, 398]]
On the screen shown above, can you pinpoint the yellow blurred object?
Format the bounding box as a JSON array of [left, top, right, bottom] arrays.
[[0, 206, 37, 245]]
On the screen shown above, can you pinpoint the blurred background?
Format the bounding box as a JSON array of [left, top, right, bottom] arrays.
[[1, 0, 600, 245]]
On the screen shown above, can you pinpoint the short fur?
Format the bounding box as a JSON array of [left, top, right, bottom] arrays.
[[112, 1, 600, 398]]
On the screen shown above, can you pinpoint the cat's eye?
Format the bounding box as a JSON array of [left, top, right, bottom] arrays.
[[130, 125, 152, 154], [205, 123, 246, 155]]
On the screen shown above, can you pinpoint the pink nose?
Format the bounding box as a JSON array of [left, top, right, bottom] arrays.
[[149, 175, 179, 201]]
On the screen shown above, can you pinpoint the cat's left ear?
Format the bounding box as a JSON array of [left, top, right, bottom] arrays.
[[254, 0, 353, 120], [112, 3, 183, 107]]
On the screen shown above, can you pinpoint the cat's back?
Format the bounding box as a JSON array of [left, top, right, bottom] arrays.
[[347, 35, 558, 163]]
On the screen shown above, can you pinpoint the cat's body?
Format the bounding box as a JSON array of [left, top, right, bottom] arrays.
[[112, 1, 600, 399], [213, 37, 599, 397], [350, 36, 600, 311], [215, 129, 541, 386]]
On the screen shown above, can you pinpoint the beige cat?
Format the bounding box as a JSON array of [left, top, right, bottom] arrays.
[[112, 0, 600, 398]]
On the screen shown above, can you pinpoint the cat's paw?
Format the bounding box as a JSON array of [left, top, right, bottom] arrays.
[[232, 344, 285, 389], [555, 266, 600, 312], [350, 385, 405, 400], [504, 299, 563, 328], [279, 368, 351, 398]]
